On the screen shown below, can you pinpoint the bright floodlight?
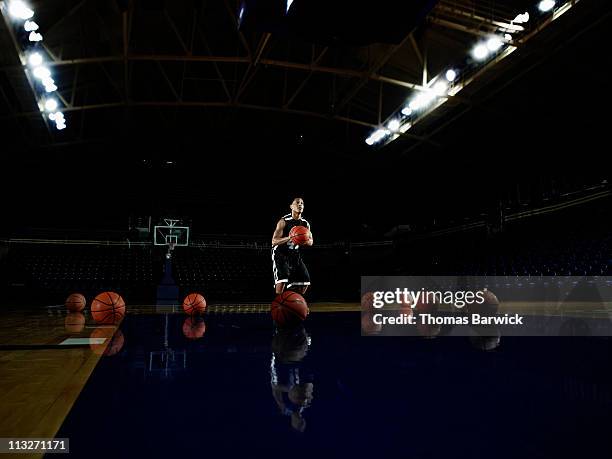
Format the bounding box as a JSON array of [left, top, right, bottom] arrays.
[[445, 69, 457, 82], [56, 123, 66, 131], [44, 83, 57, 92], [401, 106, 412, 116], [387, 119, 400, 131], [32, 66, 50, 79], [538, 0, 555, 12], [433, 81, 448, 96], [513, 12, 529, 23], [472, 44, 488, 61], [487, 37, 503, 52], [24, 20, 39, 31], [504, 33, 513, 41], [399, 123, 411, 133], [44, 98, 58, 112], [28, 31, 43, 42], [365, 137, 375, 146], [28, 52, 43, 66], [409, 92, 434, 111], [8, 1, 34, 20]]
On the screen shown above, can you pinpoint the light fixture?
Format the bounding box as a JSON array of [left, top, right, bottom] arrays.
[[24, 20, 38, 31], [8, 1, 34, 20], [43, 83, 58, 92], [538, 0, 555, 12], [401, 106, 412, 116], [433, 81, 448, 96], [486, 36, 503, 52], [28, 52, 43, 66], [32, 66, 50, 79], [28, 31, 43, 42], [445, 69, 457, 82], [399, 123, 412, 133], [44, 98, 58, 112], [387, 119, 400, 132], [472, 44, 488, 61], [513, 12, 530, 23]]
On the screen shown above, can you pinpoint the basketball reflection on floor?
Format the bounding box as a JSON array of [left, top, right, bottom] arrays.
[[270, 325, 314, 432]]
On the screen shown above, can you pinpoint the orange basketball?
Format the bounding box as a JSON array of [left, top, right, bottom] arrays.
[[90, 328, 125, 356], [361, 312, 382, 335], [467, 289, 500, 315], [361, 292, 375, 312], [91, 291, 126, 324], [183, 293, 207, 315], [65, 293, 86, 312], [182, 317, 206, 340], [65, 312, 85, 333], [289, 225, 310, 245], [271, 291, 309, 327]]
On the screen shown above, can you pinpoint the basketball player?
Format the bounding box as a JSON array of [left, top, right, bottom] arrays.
[[272, 197, 313, 295]]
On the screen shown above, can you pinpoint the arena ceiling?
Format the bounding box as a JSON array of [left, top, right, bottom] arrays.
[[0, 0, 609, 237], [0, 0, 608, 158]]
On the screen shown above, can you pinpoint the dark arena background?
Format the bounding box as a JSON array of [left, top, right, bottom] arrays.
[[0, 1, 611, 458]]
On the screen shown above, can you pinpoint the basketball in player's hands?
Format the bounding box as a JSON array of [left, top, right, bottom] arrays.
[[289, 226, 311, 245]]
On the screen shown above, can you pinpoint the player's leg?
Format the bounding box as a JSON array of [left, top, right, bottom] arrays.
[[287, 257, 310, 295], [272, 250, 290, 295]]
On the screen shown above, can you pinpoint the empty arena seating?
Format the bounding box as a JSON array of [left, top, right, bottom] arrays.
[[1, 243, 160, 304]]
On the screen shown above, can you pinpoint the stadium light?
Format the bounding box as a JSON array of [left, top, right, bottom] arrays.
[[387, 119, 400, 132], [472, 43, 488, 61], [432, 81, 448, 96], [32, 66, 50, 80], [538, 0, 555, 12], [486, 36, 503, 52], [445, 69, 457, 82], [28, 52, 43, 66], [28, 31, 43, 42], [401, 106, 412, 116], [44, 98, 58, 112], [399, 123, 411, 133], [8, 1, 34, 20], [24, 20, 38, 31], [513, 12, 530, 23]]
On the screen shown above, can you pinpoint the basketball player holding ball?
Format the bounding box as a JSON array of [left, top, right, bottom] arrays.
[[272, 197, 313, 295]]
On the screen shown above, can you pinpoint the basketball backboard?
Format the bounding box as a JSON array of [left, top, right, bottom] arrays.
[[154, 218, 189, 246]]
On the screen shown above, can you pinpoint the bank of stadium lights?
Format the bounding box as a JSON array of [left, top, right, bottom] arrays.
[[365, 0, 572, 147], [4, 1, 67, 130]]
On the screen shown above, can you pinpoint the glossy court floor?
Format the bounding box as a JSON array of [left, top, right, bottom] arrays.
[[1, 303, 612, 459]]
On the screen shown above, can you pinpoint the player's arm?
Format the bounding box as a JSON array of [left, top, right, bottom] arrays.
[[272, 219, 291, 246], [304, 223, 313, 246]]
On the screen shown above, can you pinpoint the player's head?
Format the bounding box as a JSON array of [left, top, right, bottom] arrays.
[[290, 197, 304, 213]]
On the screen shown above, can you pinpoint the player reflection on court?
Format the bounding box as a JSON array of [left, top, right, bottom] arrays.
[[270, 325, 314, 432]]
